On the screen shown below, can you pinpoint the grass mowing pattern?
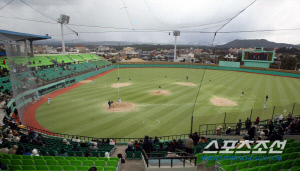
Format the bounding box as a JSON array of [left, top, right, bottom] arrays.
[[35, 68, 300, 138]]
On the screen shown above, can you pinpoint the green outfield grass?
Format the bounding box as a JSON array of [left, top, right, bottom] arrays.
[[35, 68, 300, 138]]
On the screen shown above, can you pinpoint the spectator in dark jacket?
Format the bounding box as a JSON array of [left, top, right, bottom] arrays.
[[226, 127, 232, 135], [153, 137, 159, 144], [80, 141, 88, 147], [58, 149, 67, 157], [23, 148, 32, 155], [245, 118, 252, 130], [267, 130, 283, 141], [157, 143, 165, 152], [125, 145, 135, 153], [72, 144, 80, 151], [192, 132, 200, 145], [15, 146, 24, 155], [237, 119, 242, 130], [268, 121, 274, 136], [142, 136, 153, 154], [262, 125, 269, 136], [248, 126, 256, 140]]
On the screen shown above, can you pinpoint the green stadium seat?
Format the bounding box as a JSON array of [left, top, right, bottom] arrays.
[[87, 157, 98, 161], [43, 156, 54, 160], [95, 166, 104, 171], [258, 164, 272, 171], [58, 160, 70, 166], [22, 165, 36, 170], [12, 155, 23, 160], [236, 161, 249, 170], [95, 160, 106, 167], [77, 157, 88, 161], [23, 159, 35, 165], [82, 160, 94, 167], [289, 153, 298, 159], [22, 155, 33, 160], [106, 160, 118, 167], [104, 166, 117, 171], [216, 159, 231, 170], [63, 165, 76, 171], [284, 148, 293, 154], [75, 151, 83, 157], [294, 147, 300, 152], [36, 165, 50, 170], [33, 156, 43, 160], [67, 151, 75, 157], [292, 159, 300, 167], [135, 151, 142, 159], [66, 157, 77, 160], [221, 164, 237, 171], [9, 165, 22, 170], [11, 159, 22, 165], [91, 151, 99, 157], [126, 151, 134, 159], [46, 159, 58, 165], [49, 165, 63, 170], [35, 159, 46, 165], [99, 151, 106, 157], [270, 163, 283, 171], [3, 154, 12, 159], [77, 166, 90, 171], [291, 166, 300, 170], [0, 159, 11, 165], [55, 156, 66, 160], [70, 160, 82, 166], [259, 159, 268, 166], [98, 157, 108, 161], [287, 139, 295, 143], [281, 160, 294, 169]]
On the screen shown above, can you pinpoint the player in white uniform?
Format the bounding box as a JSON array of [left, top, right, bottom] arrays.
[[159, 86, 161, 92], [264, 102, 267, 110], [48, 97, 51, 105], [241, 91, 244, 97], [118, 98, 122, 106]]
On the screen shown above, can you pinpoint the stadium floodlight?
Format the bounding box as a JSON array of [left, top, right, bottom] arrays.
[[173, 30, 180, 62], [58, 14, 70, 54]]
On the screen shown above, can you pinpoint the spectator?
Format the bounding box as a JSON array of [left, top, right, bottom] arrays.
[[125, 145, 135, 153], [177, 139, 185, 150], [279, 115, 283, 123], [72, 144, 80, 151], [274, 114, 279, 124], [149, 137, 153, 144], [23, 148, 32, 155], [109, 139, 115, 146], [199, 137, 207, 144], [255, 117, 260, 125], [35, 137, 44, 146], [262, 125, 269, 136], [216, 125, 222, 135], [245, 118, 252, 130], [88, 167, 97, 171], [90, 143, 98, 151], [15, 146, 24, 155], [267, 130, 283, 141], [184, 134, 194, 154], [0, 162, 8, 170], [62, 139, 70, 145], [153, 137, 159, 144], [85, 150, 92, 157], [157, 143, 165, 152], [248, 126, 256, 140], [226, 127, 232, 135], [259, 132, 267, 140], [127, 140, 134, 146], [31, 149, 39, 156], [237, 119, 242, 130], [192, 132, 200, 146], [97, 138, 103, 147], [268, 121, 274, 136], [8, 145, 18, 155], [142, 136, 153, 154], [135, 145, 141, 151], [0, 144, 9, 154], [58, 149, 67, 157], [165, 143, 172, 152], [80, 141, 88, 148]]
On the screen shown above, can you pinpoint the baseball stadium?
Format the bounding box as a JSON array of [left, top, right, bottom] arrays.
[[0, 1, 300, 171]]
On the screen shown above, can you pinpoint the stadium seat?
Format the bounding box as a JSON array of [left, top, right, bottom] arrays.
[[67, 151, 75, 157], [82, 160, 94, 167], [87, 157, 98, 161], [258, 159, 268, 166], [12, 155, 22, 160], [135, 151, 142, 159], [58, 160, 71, 166], [43, 156, 54, 160], [11, 159, 22, 165], [70, 160, 82, 166], [270, 163, 283, 171], [36, 165, 50, 170], [104, 166, 117, 171], [221, 164, 237, 171], [23, 159, 35, 165], [22, 156, 33, 160], [49, 165, 63, 170], [46, 159, 58, 165], [236, 161, 249, 170], [91, 152, 99, 157], [281, 160, 294, 169], [0, 159, 11, 165], [34, 159, 46, 165], [55, 156, 66, 160], [95, 160, 106, 167], [77, 166, 90, 171], [292, 159, 300, 167], [289, 153, 299, 159], [9, 165, 22, 170], [75, 151, 83, 157], [258, 164, 272, 171], [33, 156, 43, 160], [22, 165, 36, 170], [98, 157, 108, 161], [126, 151, 134, 159], [77, 157, 88, 161], [63, 165, 76, 171]]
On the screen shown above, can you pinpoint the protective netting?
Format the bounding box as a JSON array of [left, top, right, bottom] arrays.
[[4, 40, 39, 121]]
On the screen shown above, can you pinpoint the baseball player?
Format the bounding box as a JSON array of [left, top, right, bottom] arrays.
[[165, 76, 166, 80], [241, 91, 244, 97], [118, 77, 120, 82], [48, 97, 51, 105], [129, 78, 131, 83], [264, 102, 267, 110], [159, 86, 161, 92], [186, 76, 189, 81], [209, 80, 211, 84], [118, 98, 122, 106], [266, 95, 268, 102]]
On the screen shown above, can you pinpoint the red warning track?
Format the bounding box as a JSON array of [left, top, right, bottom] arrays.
[[21, 69, 117, 132]]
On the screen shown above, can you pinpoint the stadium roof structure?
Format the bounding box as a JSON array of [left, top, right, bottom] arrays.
[[0, 29, 51, 41]]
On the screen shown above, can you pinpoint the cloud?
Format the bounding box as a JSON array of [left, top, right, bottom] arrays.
[[0, 0, 299, 44]]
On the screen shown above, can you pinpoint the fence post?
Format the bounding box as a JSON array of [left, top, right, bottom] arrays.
[[292, 103, 295, 115], [271, 106, 275, 120], [250, 109, 253, 121], [215, 124, 216, 135], [206, 125, 208, 135], [223, 112, 226, 125]]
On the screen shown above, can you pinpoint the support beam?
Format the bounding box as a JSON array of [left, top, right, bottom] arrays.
[[29, 40, 34, 57]]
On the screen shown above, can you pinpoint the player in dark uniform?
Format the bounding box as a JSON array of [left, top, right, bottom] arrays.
[[241, 91, 244, 97], [165, 76, 166, 79], [159, 86, 161, 92], [129, 78, 131, 83], [186, 76, 188, 81], [118, 77, 120, 82], [266, 95, 268, 102]]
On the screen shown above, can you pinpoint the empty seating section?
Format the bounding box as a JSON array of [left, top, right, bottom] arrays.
[[35, 67, 72, 81], [79, 54, 102, 61], [48, 55, 74, 64], [193, 138, 300, 171], [91, 60, 110, 67], [68, 55, 85, 62], [0, 153, 119, 171]]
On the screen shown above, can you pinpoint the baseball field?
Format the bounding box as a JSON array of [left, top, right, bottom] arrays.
[[34, 68, 300, 138]]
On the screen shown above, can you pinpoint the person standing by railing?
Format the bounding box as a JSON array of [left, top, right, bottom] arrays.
[[184, 134, 194, 154]]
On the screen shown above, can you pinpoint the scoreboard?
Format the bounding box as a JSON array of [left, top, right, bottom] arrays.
[[243, 51, 274, 61]]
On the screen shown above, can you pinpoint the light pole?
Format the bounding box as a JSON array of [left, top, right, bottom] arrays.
[[58, 14, 70, 54], [295, 59, 298, 71], [173, 31, 180, 62]]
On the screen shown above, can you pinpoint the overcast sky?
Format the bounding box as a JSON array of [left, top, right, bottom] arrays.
[[0, 0, 300, 45]]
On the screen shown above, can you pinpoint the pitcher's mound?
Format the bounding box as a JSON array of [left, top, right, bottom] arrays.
[[175, 82, 196, 86], [150, 90, 171, 95], [210, 97, 237, 106], [79, 80, 92, 83], [103, 102, 135, 112], [111, 83, 131, 88]]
